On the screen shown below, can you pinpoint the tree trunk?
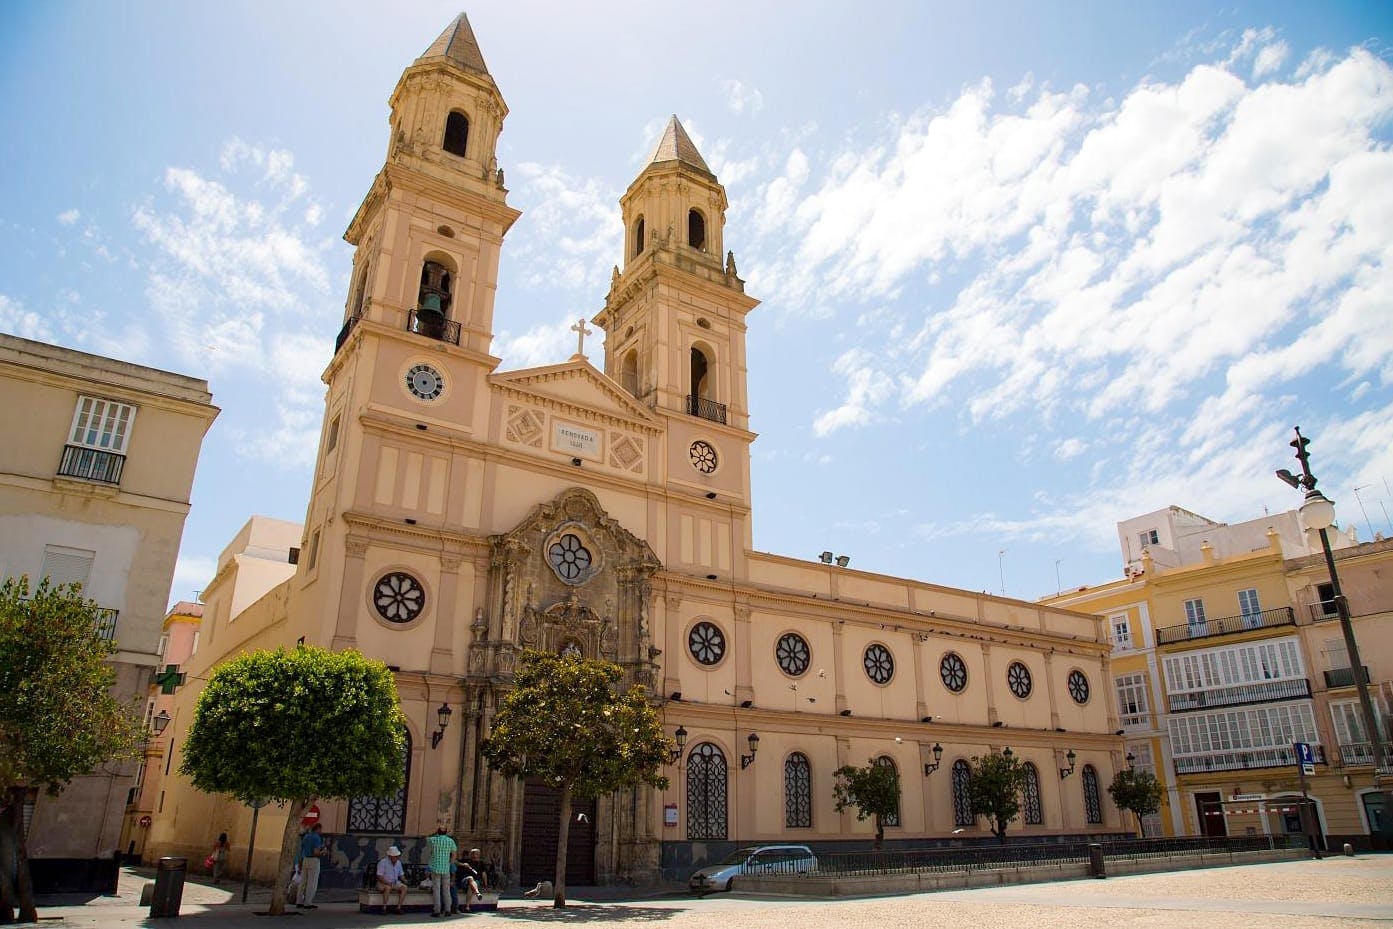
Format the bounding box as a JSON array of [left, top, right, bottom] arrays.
[[7, 789, 36, 924], [553, 784, 571, 908], [995, 818, 1007, 844], [873, 814, 883, 850], [0, 792, 17, 924], [268, 798, 310, 916]]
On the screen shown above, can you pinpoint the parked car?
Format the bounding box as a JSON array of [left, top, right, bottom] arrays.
[[688, 844, 818, 894]]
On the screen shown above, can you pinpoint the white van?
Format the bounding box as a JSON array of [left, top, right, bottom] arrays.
[[688, 844, 818, 894]]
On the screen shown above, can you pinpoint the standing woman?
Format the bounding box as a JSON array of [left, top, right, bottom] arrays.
[[211, 833, 230, 884]]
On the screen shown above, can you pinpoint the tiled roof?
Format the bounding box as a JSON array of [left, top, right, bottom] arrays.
[[645, 115, 711, 173], [419, 12, 490, 76]]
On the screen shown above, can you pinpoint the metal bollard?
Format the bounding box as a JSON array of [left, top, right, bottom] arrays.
[[1343, 843, 1355, 857], [150, 857, 187, 918], [1088, 843, 1106, 879]]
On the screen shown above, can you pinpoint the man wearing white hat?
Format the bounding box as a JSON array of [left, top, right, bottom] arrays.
[[375, 846, 409, 914]]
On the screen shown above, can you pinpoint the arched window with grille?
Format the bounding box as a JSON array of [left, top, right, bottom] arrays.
[[873, 756, 900, 827], [952, 759, 973, 827], [348, 730, 411, 833], [687, 742, 728, 839], [1022, 762, 1042, 825], [784, 752, 812, 828], [1083, 764, 1102, 824]]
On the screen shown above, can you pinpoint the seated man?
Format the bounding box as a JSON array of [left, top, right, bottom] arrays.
[[375, 846, 409, 914], [457, 847, 488, 901]]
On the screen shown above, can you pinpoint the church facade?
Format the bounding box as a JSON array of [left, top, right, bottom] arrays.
[[150, 14, 1123, 886]]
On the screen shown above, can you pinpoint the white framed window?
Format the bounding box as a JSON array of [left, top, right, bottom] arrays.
[[69, 396, 137, 453], [1162, 638, 1305, 694], [1238, 588, 1261, 616], [1111, 615, 1133, 650], [1115, 673, 1150, 728], [1184, 598, 1207, 628], [1324, 638, 1350, 671], [1139, 528, 1159, 547], [190, 631, 200, 655], [157, 635, 169, 658], [1167, 702, 1320, 770], [1331, 701, 1367, 744]]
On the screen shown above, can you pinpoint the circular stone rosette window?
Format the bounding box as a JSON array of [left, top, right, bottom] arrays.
[[544, 525, 601, 586], [373, 571, 426, 624]]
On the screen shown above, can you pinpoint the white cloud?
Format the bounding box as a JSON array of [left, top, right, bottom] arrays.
[[509, 162, 621, 295], [753, 37, 1393, 552], [170, 554, 218, 604], [0, 294, 53, 341], [722, 79, 764, 116], [56, 208, 80, 226]]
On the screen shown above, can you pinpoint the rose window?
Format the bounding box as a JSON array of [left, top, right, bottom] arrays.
[[374, 572, 425, 624], [863, 643, 894, 684], [1007, 661, 1033, 699], [547, 533, 592, 583], [940, 652, 967, 693], [1068, 669, 1090, 704], [688, 621, 726, 666], [775, 633, 810, 677]]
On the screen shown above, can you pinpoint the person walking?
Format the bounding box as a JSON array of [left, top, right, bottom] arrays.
[[210, 833, 230, 884], [425, 824, 457, 918], [296, 823, 326, 909]]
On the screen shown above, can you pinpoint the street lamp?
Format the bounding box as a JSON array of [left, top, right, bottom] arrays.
[[1059, 748, 1077, 780], [1277, 426, 1387, 777], [667, 725, 688, 765], [431, 702, 453, 749], [740, 732, 760, 769], [923, 742, 944, 776], [151, 710, 171, 736]]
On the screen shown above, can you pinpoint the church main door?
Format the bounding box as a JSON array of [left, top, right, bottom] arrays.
[[519, 778, 596, 886]]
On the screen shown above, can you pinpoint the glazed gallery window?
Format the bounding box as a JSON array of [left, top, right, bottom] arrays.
[[686, 742, 728, 839], [784, 753, 812, 828], [348, 731, 411, 833], [1114, 673, 1150, 728], [1162, 638, 1304, 695]]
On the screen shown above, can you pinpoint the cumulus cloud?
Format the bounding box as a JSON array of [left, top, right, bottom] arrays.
[[508, 162, 622, 296], [751, 37, 1393, 548], [722, 79, 764, 115], [56, 209, 80, 226], [0, 294, 53, 341]]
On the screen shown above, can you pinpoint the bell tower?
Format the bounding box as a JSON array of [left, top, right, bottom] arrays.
[[595, 116, 759, 564], [336, 12, 519, 370]]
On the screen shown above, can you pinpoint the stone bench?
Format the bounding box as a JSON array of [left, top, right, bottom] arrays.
[[357, 888, 500, 914]]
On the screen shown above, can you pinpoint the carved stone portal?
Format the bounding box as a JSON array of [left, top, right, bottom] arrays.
[[460, 487, 663, 885]]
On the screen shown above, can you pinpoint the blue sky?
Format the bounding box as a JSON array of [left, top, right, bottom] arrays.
[[2, 1, 1392, 605]]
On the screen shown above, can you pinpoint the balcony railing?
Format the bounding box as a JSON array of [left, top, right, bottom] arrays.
[[1308, 601, 1340, 622], [334, 314, 361, 353], [1156, 606, 1295, 645], [1174, 742, 1325, 774], [56, 444, 125, 484], [93, 607, 118, 642], [1340, 742, 1377, 766], [1119, 711, 1154, 731], [1167, 677, 1312, 712], [686, 394, 728, 425], [1324, 666, 1370, 688], [407, 309, 461, 346]]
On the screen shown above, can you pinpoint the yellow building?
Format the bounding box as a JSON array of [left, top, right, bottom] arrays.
[[1048, 505, 1391, 850], [0, 333, 217, 892], [150, 14, 1122, 887]]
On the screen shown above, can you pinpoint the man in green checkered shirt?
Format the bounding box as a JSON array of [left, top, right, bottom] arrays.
[[425, 825, 458, 917]]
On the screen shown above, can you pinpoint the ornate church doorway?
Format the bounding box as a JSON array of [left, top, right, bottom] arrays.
[[519, 778, 596, 886]]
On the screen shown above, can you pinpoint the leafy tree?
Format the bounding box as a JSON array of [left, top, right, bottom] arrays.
[[179, 646, 405, 915], [832, 760, 901, 849], [1107, 767, 1163, 837], [967, 752, 1028, 843], [481, 650, 669, 908], [0, 577, 143, 925]]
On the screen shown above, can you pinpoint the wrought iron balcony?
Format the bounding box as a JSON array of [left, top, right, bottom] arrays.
[[1167, 677, 1312, 712], [1323, 665, 1370, 688], [56, 444, 125, 484], [1340, 742, 1377, 766], [1119, 711, 1154, 731], [334, 313, 361, 353], [686, 394, 727, 425], [1173, 742, 1325, 774], [408, 308, 461, 346], [1155, 606, 1295, 645], [93, 607, 118, 642], [1308, 601, 1340, 622]]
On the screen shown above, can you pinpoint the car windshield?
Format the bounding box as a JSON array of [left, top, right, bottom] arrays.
[[719, 847, 759, 865]]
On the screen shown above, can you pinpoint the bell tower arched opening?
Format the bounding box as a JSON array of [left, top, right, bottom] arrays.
[[621, 349, 639, 397], [443, 110, 470, 157], [687, 209, 706, 251]]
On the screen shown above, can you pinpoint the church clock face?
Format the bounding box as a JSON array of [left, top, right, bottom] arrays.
[[689, 440, 718, 473], [406, 363, 445, 400]]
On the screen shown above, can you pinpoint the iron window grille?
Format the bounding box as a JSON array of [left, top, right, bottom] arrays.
[[348, 731, 411, 833], [1083, 764, 1102, 823], [784, 753, 812, 828], [686, 743, 728, 839], [952, 759, 973, 826]]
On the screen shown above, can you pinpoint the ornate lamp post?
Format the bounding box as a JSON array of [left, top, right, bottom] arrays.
[[1276, 426, 1387, 777]]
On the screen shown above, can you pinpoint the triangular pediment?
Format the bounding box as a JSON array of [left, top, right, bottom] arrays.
[[491, 359, 659, 429]]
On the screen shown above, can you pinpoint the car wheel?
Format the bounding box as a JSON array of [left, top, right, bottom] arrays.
[[726, 878, 735, 892]]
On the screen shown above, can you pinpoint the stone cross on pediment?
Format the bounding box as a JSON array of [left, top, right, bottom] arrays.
[[571, 318, 592, 358]]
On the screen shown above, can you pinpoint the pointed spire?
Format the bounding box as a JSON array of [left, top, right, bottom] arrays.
[[418, 12, 490, 76], [645, 116, 712, 174]]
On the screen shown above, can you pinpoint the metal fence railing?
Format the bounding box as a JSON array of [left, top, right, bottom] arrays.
[[744, 835, 1299, 882]]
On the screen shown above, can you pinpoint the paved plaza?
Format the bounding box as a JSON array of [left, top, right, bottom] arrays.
[[31, 856, 1393, 928]]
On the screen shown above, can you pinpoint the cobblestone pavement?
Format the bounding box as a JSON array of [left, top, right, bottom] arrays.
[[30, 855, 1393, 929]]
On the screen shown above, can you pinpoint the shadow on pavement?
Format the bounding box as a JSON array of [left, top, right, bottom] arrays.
[[492, 904, 682, 922]]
